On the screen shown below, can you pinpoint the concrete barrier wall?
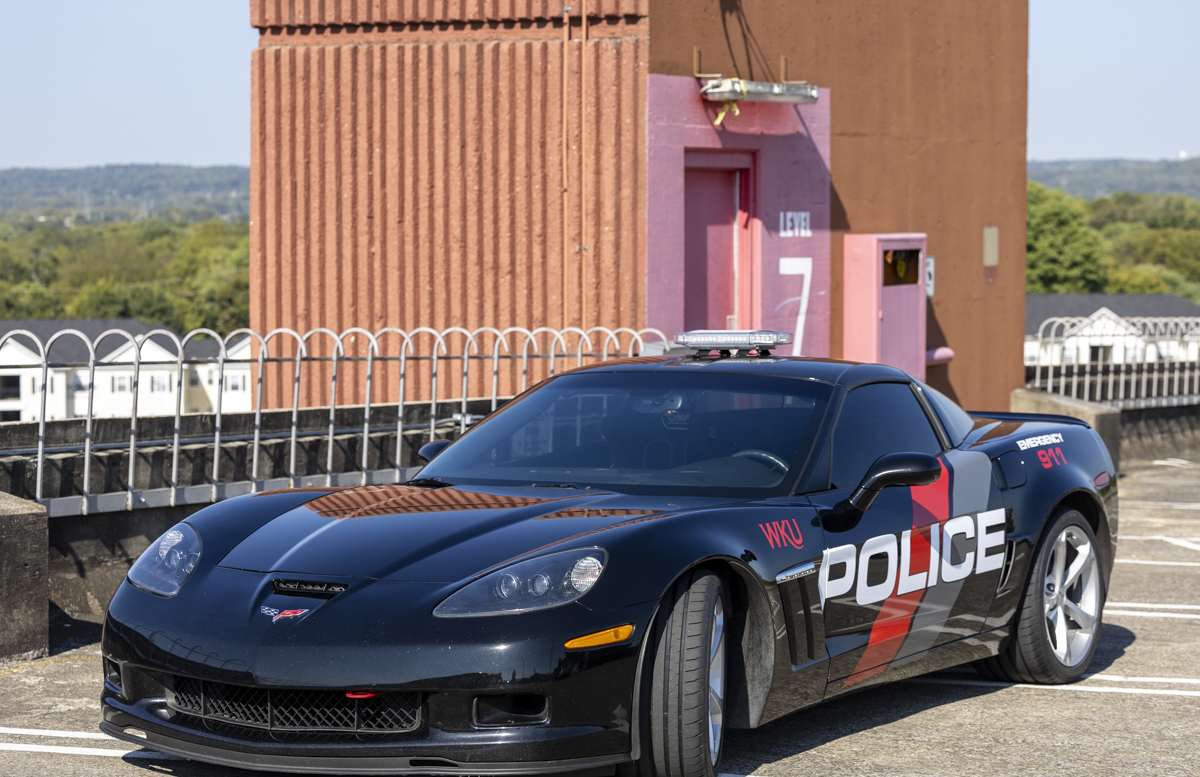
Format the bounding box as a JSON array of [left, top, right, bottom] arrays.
[[1120, 404, 1200, 464], [0, 493, 48, 661]]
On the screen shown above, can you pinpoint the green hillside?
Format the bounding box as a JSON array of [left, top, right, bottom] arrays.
[[1028, 158, 1200, 201], [0, 165, 249, 223], [1026, 183, 1200, 303]]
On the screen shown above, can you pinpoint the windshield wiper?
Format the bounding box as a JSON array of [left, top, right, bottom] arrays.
[[527, 483, 591, 490], [405, 477, 456, 489]]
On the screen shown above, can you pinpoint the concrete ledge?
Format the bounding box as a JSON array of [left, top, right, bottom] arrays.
[[0, 492, 48, 661], [1121, 404, 1200, 465], [1010, 389, 1121, 472]]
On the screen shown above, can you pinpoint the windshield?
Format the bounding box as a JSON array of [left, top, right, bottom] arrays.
[[418, 371, 833, 497]]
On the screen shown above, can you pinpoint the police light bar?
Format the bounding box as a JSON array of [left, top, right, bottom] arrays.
[[674, 330, 794, 351]]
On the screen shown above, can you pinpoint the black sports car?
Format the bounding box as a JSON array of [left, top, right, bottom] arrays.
[[100, 330, 1117, 776]]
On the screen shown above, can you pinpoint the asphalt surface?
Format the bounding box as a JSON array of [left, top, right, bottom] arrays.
[[2, 461, 1198, 776]]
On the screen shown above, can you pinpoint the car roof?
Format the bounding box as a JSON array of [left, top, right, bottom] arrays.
[[562, 355, 912, 390]]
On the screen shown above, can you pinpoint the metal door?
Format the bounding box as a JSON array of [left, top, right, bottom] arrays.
[[684, 168, 747, 330]]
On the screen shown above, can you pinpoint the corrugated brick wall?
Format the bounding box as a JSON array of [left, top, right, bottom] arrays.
[[250, 0, 646, 25], [250, 7, 648, 406]]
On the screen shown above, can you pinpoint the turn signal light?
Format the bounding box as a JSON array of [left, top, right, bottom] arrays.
[[564, 624, 634, 650]]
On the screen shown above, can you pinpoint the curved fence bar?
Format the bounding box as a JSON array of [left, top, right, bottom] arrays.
[[1027, 316, 1200, 408], [0, 325, 671, 516]]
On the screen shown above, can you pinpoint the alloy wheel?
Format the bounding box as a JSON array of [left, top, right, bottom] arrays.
[[1043, 525, 1101, 666]]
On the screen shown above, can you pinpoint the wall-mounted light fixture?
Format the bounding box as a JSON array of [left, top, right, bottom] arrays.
[[700, 78, 819, 105]]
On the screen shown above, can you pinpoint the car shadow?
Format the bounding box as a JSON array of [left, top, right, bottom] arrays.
[[49, 601, 103, 656], [1087, 623, 1137, 674], [723, 624, 1140, 775]]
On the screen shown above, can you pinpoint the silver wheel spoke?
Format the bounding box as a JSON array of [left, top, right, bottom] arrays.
[[1063, 598, 1095, 631], [1055, 605, 1070, 663], [1064, 542, 1092, 589], [1052, 535, 1068, 587]]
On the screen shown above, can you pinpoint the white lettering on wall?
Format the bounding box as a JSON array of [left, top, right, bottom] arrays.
[[779, 210, 812, 238]]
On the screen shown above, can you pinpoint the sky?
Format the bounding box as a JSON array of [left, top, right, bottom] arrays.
[[0, 1, 257, 169], [0, 1, 1196, 168], [1028, 0, 1200, 160]]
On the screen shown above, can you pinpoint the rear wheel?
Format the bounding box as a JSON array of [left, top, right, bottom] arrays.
[[975, 508, 1104, 683], [622, 570, 727, 777]]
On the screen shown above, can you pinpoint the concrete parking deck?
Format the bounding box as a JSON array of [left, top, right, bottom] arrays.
[[2, 462, 1198, 776]]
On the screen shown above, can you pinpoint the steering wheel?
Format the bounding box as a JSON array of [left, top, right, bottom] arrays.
[[732, 449, 789, 474]]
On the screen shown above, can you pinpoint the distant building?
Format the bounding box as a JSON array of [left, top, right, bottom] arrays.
[[0, 320, 251, 423], [1025, 294, 1200, 365], [249, 1, 1029, 410]]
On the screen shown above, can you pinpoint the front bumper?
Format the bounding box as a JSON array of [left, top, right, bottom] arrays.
[[101, 572, 655, 773], [101, 699, 625, 775]]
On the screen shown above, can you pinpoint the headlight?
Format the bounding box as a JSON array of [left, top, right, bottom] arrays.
[[127, 523, 202, 597], [433, 548, 607, 618]]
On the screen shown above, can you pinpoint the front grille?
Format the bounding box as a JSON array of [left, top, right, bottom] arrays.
[[168, 676, 421, 734]]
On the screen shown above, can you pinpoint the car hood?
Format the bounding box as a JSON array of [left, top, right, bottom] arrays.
[[215, 484, 699, 582]]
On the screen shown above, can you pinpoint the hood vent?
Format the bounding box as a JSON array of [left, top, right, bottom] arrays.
[[273, 579, 349, 599]]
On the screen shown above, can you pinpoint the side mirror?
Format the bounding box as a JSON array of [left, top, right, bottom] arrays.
[[418, 439, 452, 462], [848, 452, 941, 511]]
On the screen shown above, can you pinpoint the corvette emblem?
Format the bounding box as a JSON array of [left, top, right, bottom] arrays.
[[260, 606, 308, 623]]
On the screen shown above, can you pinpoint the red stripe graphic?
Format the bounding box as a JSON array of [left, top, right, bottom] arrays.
[[843, 459, 950, 687], [842, 591, 924, 685]]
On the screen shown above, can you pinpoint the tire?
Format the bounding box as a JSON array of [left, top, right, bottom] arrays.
[[975, 507, 1105, 684], [621, 570, 728, 777]]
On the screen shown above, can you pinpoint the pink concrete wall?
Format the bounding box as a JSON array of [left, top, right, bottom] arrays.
[[645, 75, 832, 356], [842, 233, 927, 378]]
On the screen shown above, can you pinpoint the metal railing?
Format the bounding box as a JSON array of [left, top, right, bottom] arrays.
[[0, 326, 670, 517], [1027, 316, 1200, 408]]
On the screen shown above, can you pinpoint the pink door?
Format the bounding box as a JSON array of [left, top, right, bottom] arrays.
[[684, 169, 739, 331]]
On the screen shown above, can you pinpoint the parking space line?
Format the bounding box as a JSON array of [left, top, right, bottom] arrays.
[[1104, 609, 1200, 619], [0, 727, 111, 740], [0, 742, 180, 758], [1114, 559, 1200, 567], [1119, 535, 1200, 552], [1120, 501, 1200, 510], [1088, 674, 1200, 685], [908, 677, 1200, 697], [1108, 602, 1200, 610]]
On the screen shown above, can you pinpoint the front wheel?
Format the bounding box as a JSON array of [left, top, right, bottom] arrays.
[[622, 570, 728, 777], [975, 508, 1104, 683]]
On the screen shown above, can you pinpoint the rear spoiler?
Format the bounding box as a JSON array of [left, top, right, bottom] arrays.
[[967, 410, 1092, 429]]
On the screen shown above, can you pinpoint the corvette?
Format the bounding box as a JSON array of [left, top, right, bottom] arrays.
[[100, 330, 1117, 776]]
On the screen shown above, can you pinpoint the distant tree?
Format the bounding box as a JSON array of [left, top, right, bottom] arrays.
[[0, 217, 249, 334], [0, 281, 64, 318], [1107, 264, 1200, 304], [1026, 181, 1110, 293], [65, 277, 181, 330], [1089, 191, 1200, 231], [0, 242, 31, 284], [1106, 265, 1171, 294], [161, 220, 250, 333], [1111, 228, 1200, 284]]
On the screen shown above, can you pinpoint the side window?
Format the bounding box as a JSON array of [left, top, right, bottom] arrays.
[[830, 383, 943, 489], [917, 381, 976, 448]]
